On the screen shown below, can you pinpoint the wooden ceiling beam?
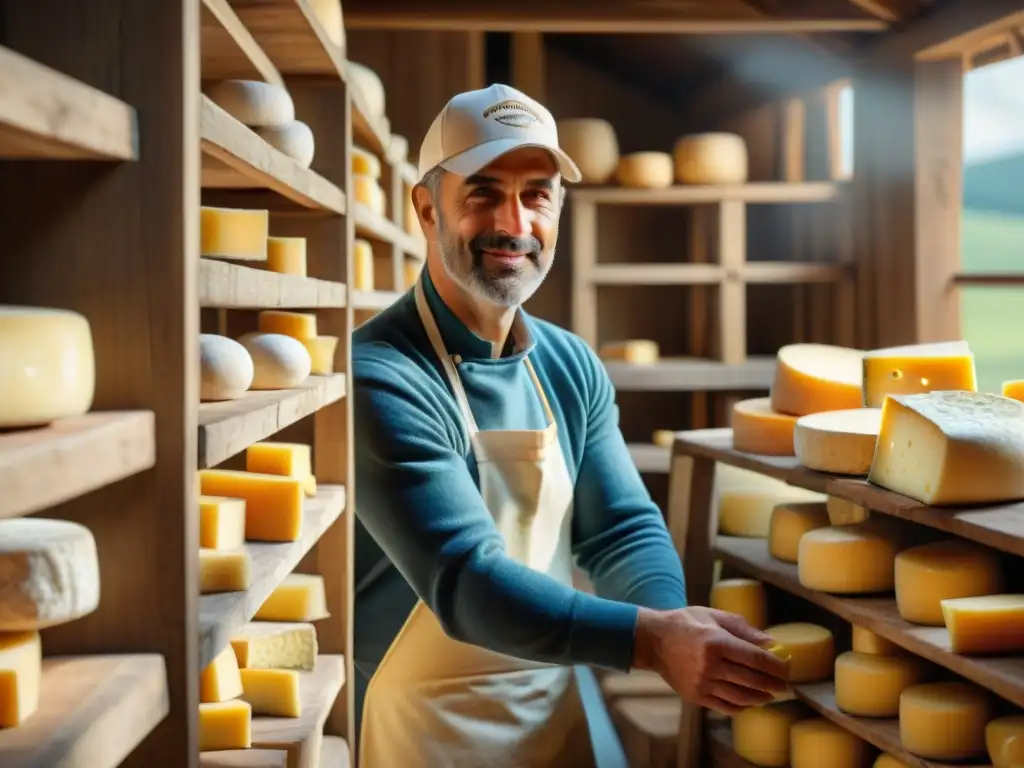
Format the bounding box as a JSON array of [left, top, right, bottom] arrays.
[[846, 0, 921, 23]]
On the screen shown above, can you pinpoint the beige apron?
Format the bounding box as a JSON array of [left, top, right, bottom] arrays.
[[358, 279, 596, 768]]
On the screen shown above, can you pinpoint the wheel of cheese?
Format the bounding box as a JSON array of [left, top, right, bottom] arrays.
[[733, 397, 799, 456], [793, 408, 882, 475], [308, 0, 344, 50], [986, 715, 1024, 768], [834, 650, 929, 717], [717, 464, 825, 538], [798, 522, 899, 594], [0, 306, 95, 429], [205, 80, 295, 127], [765, 623, 833, 683], [851, 625, 902, 656], [770, 344, 866, 417], [556, 118, 619, 184], [768, 502, 829, 563], [894, 540, 1002, 626], [900, 681, 992, 760], [347, 60, 385, 119], [652, 429, 674, 448], [733, 700, 810, 767], [615, 152, 673, 189], [255, 121, 315, 168], [0, 518, 101, 630], [672, 132, 748, 185], [710, 578, 767, 629], [790, 717, 872, 768], [200, 334, 254, 402], [826, 496, 870, 525], [237, 332, 312, 390]]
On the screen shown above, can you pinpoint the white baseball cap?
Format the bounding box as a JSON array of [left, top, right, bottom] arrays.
[[417, 83, 582, 184]]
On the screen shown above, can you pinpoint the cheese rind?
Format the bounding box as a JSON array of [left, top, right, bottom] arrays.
[[557, 118, 620, 184], [301, 336, 339, 375], [942, 594, 1024, 655], [205, 80, 294, 127], [265, 236, 307, 277], [255, 120, 315, 168], [793, 408, 881, 475], [710, 578, 767, 629], [868, 390, 1024, 505], [717, 465, 825, 538], [899, 681, 992, 760], [200, 645, 244, 703], [199, 699, 253, 751], [834, 650, 929, 717], [0, 518, 101, 631], [257, 311, 317, 341], [200, 206, 269, 261], [254, 574, 329, 622], [768, 502, 829, 563], [0, 631, 41, 727], [199, 469, 305, 542], [798, 522, 899, 594], [230, 622, 318, 671], [790, 717, 872, 768], [770, 344, 865, 417], [895, 540, 1002, 626], [199, 496, 247, 550], [199, 548, 252, 593], [765, 623, 833, 683], [240, 668, 302, 717], [598, 339, 659, 364], [732, 398, 798, 456], [851, 625, 902, 656], [986, 714, 1024, 768], [732, 700, 809, 767], [862, 340, 977, 409]]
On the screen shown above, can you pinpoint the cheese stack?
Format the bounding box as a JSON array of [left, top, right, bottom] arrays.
[[352, 145, 387, 217], [716, 464, 824, 538], [836, 624, 930, 720], [199, 495, 252, 594], [199, 646, 252, 750], [257, 310, 338, 380], [199, 469, 305, 544]]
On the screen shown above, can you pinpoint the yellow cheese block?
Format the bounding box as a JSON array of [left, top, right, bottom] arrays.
[[869, 390, 1024, 505], [231, 622, 318, 671], [200, 206, 269, 261], [239, 668, 301, 717], [798, 522, 899, 594], [710, 578, 767, 629], [254, 574, 329, 622], [862, 340, 977, 408], [257, 310, 317, 341], [301, 336, 339, 375], [987, 715, 1024, 768], [895, 540, 1002, 626], [200, 644, 244, 703], [873, 756, 910, 768], [765, 623, 833, 683], [851, 625, 902, 656], [404, 258, 423, 288], [732, 700, 810, 767], [899, 681, 992, 760], [0, 631, 41, 727], [199, 699, 253, 751], [352, 146, 381, 179], [718, 472, 824, 539], [941, 594, 1024, 655], [793, 408, 882, 475], [732, 398, 798, 456], [199, 469, 304, 542], [825, 496, 870, 526], [598, 339, 659, 364], [1002, 380, 1024, 403], [199, 496, 246, 550], [652, 429, 675, 449], [266, 236, 307, 277], [615, 151, 673, 189], [353, 238, 375, 291], [245, 442, 315, 499], [354, 173, 386, 216], [770, 344, 865, 417], [834, 650, 929, 717], [768, 502, 829, 563], [199, 548, 252, 593], [790, 717, 873, 768]]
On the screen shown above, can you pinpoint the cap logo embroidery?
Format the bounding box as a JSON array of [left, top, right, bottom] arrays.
[[483, 99, 539, 128]]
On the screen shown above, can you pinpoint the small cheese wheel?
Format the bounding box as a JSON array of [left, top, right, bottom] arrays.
[[710, 578, 767, 629], [793, 408, 882, 475], [354, 173, 386, 216], [257, 311, 317, 341], [353, 238, 375, 291], [352, 146, 382, 179], [557, 118, 619, 184], [308, 0, 344, 49], [987, 714, 1024, 768], [255, 121, 315, 168], [771, 344, 865, 417], [598, 339, 659, 364], [790, 716, 872, 768], [206, 80, 295, 127], [873, 756, 909, 768], [732, 397, 799, 456], [798, 522, 899, 594], [941, 593, 1024, 655], [673, 132, 748, 185], [851, 625, 902, 656], [718, 465, 825, 538], [765, 623, 833, 683], [200, 334, 254, 402], [266, 236, 307, 277], [237, 333, 312, 390], [301, 336, 339, 375], [895, 540, 1002, 626], [1002, 380, 1024, 403], [733, 700, 810, 767], [0, 305, 95, 428], [652, 429, 675, 449], [834, 650, 929, 717], [768, 502, 829, 563], [615, 152, 673, 189], [347, 60, 385, 118], [0, 518, 101, 631], [900, 681, 992, 760], [826, 496, 870, 526]]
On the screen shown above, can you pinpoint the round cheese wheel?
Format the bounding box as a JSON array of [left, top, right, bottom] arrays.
[[308, 0, 344, 50], [200, 334, 254, 402], [717, 464, 824, 538], [768, 502, 829, 563], [672, 132, 748, 185], [205, 80, 295, 127], [790, 717, 872, 768], [770, 344, 866, 417], [987, 715, 1024, 768], [710, 578, 767, 629], [556, 118, 619, 183], [798, 522, 899, 594], [794, 408, 882, 475], [900, 681, 992, 760], [765, 623, 833, 683], [0, 518, 101, 630], [733, 700, 810, 767], [873, 756, 910, 768], [895, 540, 1002, 626], [615, 151, 673, 189], [237, 332, 312, 390], [255, 120, 316, 168], [834, 650, 929, 717], [733, 397, 799, 456], [0, 305, 95, 428], [652, 429, 674, 448], [851, 625, 902, 656], [347, 60, 385, 119]]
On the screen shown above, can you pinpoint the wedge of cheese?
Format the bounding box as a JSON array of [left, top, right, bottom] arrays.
[[862, 340, 977, 408], [231, 622, 318, 671]]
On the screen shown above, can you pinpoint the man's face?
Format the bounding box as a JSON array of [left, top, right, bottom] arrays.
[[428, 148, 562, 307]]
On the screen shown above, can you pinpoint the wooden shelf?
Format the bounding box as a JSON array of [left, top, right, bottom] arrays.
[[587, 261, 851, 286], [353, 202, 425, 258], [0, 655, 168, 768], [351, 289, 403, 312], [0, 45, 137, 160], [320, 736, 351, 767], [715, 535, 1024, 710], [201, 750, 288, 767], [200, 0, 283, 86], [603, 357, 775, 391], [679, 427, 1024, 557], [199, 259, 347, 309], [201, 96, 346, 214], [0, 411, 155, 520], [629, 443, 670, 474], [226, 0, 345, 79], [198, 374, 347, 468], [198, 485, 346, 666], [572, 182, 843, 206]]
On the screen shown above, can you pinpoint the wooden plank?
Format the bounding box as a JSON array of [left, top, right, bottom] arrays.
[[739, 262, 853, 284], [199, 259, 347, 309], [353, 202, 425, 258], [198, 374, 346, 468], [0, 44, 136, 160], [629, 443, 670, 474], [0, 411, 155, 520], [201, 751, 289, 767], [0, 655, 168, 768], [200, 0, 284, 86], [197, 486, 346, 666], [572, 182, 842, 206], [589, 263, 725, 286], [226, 0, 345, 77], [319, 736, 351, 767]]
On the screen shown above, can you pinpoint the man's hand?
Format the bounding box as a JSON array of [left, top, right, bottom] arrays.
[[633, 607, 789, 715]]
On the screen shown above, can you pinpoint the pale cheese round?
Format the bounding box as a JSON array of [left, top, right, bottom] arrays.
[[851, 625, 902, 656], [717, 464, 825, 538], [200, 334, 254, 402], [834, 650, 929, 717], [765, 623, 833, 683], [733, 700, 810, 767], [900, 681, 992, 760], [895, 540, 1002, 626], [798, 522, 899, 594], [771, 344, 866, 417], [347, 61, 385, 119], [308, 0, 344, 49], [238, 332, 312, 390], [793, 408, 882, 475], [615, 152, 673, 189], [652, 430, 675, 449], [557, 118, 619, 184], [672, 132, 748, 185], [733, 397, 799, 456], [205, 80, 295, 127], [255, 121, 315, 168], [710, 578, 767, 629], [790, 717, 872, 768], [768, 502, 829, 563], [0, 518, 101, 630], [0, 306, 95, 428], [986, 714, 1024, 768]]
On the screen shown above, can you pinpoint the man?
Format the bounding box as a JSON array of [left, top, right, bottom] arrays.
[[352, 84, 787, 767]]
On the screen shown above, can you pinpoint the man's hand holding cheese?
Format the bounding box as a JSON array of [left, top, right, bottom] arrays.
[[352, 84, 788, 767]]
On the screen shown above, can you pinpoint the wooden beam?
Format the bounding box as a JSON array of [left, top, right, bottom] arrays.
[[511, 33, 545, 102], [846, 0, 919, 23]]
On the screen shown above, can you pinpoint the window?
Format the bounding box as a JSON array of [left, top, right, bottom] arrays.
[[836, 82, 854, 180]]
